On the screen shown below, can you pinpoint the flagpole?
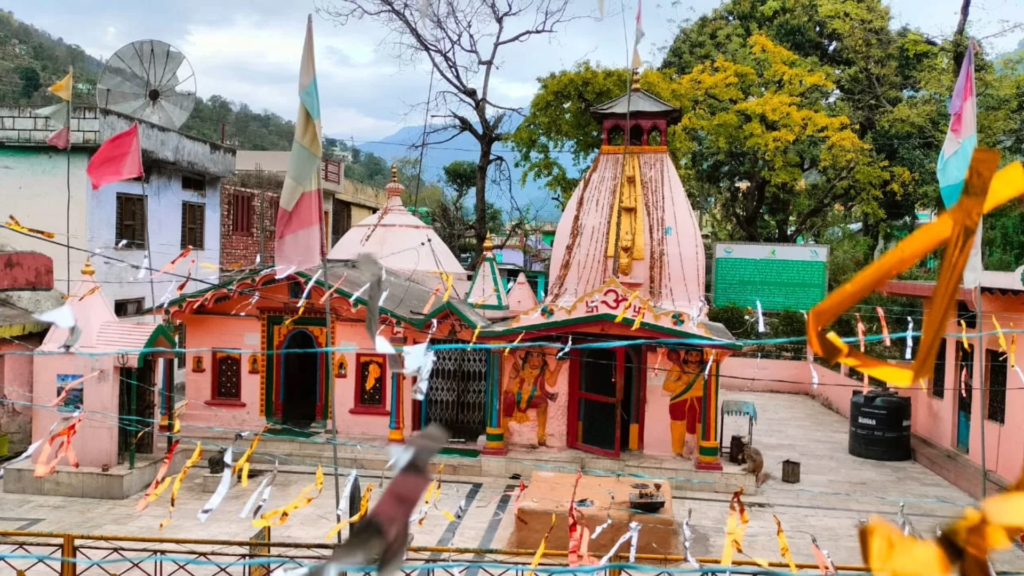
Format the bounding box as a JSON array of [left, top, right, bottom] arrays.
[[321, 206, 344, 542], [977, 282, 986, 498], [65, 66, 73, 295]]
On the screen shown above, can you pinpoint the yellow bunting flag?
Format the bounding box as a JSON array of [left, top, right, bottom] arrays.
[[324, 484, 373, 541], [807, 151, 1024, 387], [49, 70, 73, 101], [1012, 329, 1017, 368], [773, 515, 797, 573], [614, 292, 639, 323], [631, 302, 646, 330], [254, 465, 324, 528], [721, 488, 749, 567], [505, 331, 524, 356], [525, 514, 557, 576], [234, 426, 269, 488], [469, 325, 480, 349], [960, 319, 970, 349], [77, 285, 101, 301], [5, 215, 56, 239], [160, 443, 203, 530], [441, 272, 454, 302], [994, 316, 1008, 353]]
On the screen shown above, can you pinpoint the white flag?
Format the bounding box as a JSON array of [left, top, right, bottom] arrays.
[[964, 221, 983, 289], [631, 0, 644, 69]]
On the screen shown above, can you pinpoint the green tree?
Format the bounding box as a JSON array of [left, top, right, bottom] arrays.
[[17, 66, 40, 99]]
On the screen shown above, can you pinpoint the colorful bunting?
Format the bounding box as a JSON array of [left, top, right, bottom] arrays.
[[234, 426, 269, 488], [526, 514, 557, 576], [5, 215, 56, 239], [325, 484, 373, 541], [160, 443, 203, 530], [48, 371, 100, 407], [198, 447, 234, 522], [152, 247, 192, 279], [33, 411, 84, 478], [773, 515, 797, 572], [136, 440, 180, 510], [241, 464, 277, 519], [876, 307, 891, 346], [254, 465, 324, 527]]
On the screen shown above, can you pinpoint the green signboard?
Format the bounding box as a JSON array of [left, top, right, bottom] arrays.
[[712, 243, 829, 312]]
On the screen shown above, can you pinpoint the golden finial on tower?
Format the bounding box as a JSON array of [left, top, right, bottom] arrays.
[[81, 259, 95, 276], [483, 236, 494, 252], [630, 68, 641, 91], [390, 163, 399, 183]]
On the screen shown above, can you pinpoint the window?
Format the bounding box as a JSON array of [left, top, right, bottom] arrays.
[[115, 193, 147, 249], [213, 350, 242, 402], [986, 349, 1007, 424], [114, 298, 145, 317], [932, 339, 947, 398], [332, 198, 352, 245], [352, 353, 388, 414], [182, 174, 206, 193], [231, 191, 254, 235], [181, 201, 205, 249]]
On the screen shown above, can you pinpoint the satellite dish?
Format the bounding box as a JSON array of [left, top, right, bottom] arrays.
[[96, 40, 197, 130]]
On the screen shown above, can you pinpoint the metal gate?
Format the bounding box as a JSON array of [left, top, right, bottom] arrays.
[[118, 361, 155, 465], [423, 340, 488, 442]]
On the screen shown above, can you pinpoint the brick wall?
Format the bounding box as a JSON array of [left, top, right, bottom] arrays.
[[220, 185, 279, 269]]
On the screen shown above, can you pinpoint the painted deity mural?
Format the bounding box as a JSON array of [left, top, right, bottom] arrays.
[[663, 347, 704, 458], [503, 348, 567, 446]]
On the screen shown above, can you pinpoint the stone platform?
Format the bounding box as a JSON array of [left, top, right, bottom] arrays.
[[2, 451, 190, 499], [509, 471, 680, 556]]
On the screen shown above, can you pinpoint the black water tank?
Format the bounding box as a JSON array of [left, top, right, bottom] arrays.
[[849, 389, 911, 461]]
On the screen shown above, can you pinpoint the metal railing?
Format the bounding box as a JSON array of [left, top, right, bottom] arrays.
[[0, 530, 868, 575]]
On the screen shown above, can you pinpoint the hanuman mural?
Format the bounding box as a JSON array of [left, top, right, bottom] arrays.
[[503, 349, 567, 446], [663, 347, 705, 458]]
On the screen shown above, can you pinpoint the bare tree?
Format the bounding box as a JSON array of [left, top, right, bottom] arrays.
[[316, 0, 583, 265]]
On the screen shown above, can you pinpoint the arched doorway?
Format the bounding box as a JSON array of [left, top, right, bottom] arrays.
[[281, 330, 319, 428]]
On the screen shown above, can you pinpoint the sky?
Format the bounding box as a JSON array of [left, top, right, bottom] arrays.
[[5, 0, 1023, 144]]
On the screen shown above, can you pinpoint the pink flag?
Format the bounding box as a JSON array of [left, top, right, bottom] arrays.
[[87, 123, 143, 190]]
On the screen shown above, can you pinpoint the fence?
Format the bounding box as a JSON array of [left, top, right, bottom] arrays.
[[0, 530, 869, 575]]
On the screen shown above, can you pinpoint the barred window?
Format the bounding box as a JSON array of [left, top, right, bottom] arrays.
[[115, 193, 146, 249], [181, 202, 205, 249], [232, 191, 254, 235], [932, 339, 946, 398], [213, 351, 242, 401]]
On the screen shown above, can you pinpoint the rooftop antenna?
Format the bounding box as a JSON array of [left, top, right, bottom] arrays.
[[96, 40, 197, 130]]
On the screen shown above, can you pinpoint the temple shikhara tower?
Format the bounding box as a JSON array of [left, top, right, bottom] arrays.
[[483, 71, 738, 467]]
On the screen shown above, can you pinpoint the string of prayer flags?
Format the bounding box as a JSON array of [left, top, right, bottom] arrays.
[[136, 440, 180, 509], [241, 464, 278, 519], [234, 426, 268, 488], [591, 517, 613, 540], [599, 521, 640, 565], [349, 283, 370, 308], [5, 215, 56, 239], [525, 514, 557, 576], [756, 300, 766, 333], [198, 447, 234, 523], [325, 484, 373, 541], [773, 515, 797, 573], [905, 318, 915, 361], [721, 488, 750, 567], [876, 307, 891, 346], [48, 371, 100, 407], [336, 469, 358, 519], [175, 259, 196, 295], [807, 151, 1024, 386], [153, 247, 192, 279], [810, 535, 837, 575], [320, 273, 347, 304], [160, 443, 203, 530], [255, 465, 324, 528], [33, 411, 84, 478], [615, 291, 639, 323], [627, 522, 641, 563]]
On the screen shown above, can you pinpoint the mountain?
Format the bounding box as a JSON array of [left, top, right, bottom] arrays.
[[354, 117, 569, 221]]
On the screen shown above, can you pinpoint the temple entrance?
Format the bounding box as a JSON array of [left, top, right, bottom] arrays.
[[423, 340, 488, 442], [281, 330, 319, 428], [569, 345, 644, 457], [118, 360, 155, 464]]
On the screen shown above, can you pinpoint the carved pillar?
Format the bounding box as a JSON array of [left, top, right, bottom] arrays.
[[483, 351, 506, 454], [696, 354, 723, 470], [388, 372, 404, 443]]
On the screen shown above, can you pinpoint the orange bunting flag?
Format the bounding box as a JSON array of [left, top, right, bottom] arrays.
[[807, 151, 1024, 387], [325, 484, 373, 541], [811, 536, 837, 575], [773, 515, 797, 573], [876, 307, 891, 346], [525, 514, 557, 576], [505, 331, 524, 356], [77, 285, 101, 301], [254, 465, 324, 528], [234, 426, 269, 488], [48, 372, 100, 407], [175, 259, 196, 295], [567, 472, 585, 567], [319, 273, 347, 304], [856, 313, 867, 352], [137, 440, 180, 511], [153, 247, 192, 279], [159, 443, 203, 530], [423, 284, 441, 314], [33, 412, 84, 478], [721, 488, 750, 567], [5, 215, 56, 239]]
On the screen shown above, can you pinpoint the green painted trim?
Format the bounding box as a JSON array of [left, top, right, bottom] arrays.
[[481, 313, 741, 349], [486, 431, 504, 442], [263, 314, 331, 423], [698, 443, 719, 457], [466, 255, 509, 312], [137, 323, 179, 364], [489, 259, 507, 307]]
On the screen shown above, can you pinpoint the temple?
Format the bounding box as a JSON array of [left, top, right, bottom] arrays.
[[145, 72, 735, 470]]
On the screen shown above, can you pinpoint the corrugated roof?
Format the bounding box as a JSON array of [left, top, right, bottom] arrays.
[[590, 89, 682, 124]]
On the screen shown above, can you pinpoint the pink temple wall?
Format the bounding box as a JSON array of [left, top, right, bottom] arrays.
[[31, 353, 120, 468], [1, 339, 39, 450], [643, 348, 673, 456]]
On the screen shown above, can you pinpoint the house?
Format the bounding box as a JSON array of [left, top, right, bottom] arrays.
[[0, 106, 236, 314], [231, 150, 386, 268]]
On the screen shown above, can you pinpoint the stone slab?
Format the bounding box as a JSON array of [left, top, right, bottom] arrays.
[[3, 451, 190, 500], [510, 471, 681, 556]]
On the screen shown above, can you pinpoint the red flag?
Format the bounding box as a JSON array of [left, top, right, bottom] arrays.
[[87, 123, 143, 191]]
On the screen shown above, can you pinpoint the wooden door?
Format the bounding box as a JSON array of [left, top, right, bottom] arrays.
[[571, 348, 622, 457]]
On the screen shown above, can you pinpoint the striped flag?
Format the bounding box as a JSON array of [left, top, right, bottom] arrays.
[[275, 15, 325, 277], [631, 0, 644, 69], [936, 41, 981, 288]]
